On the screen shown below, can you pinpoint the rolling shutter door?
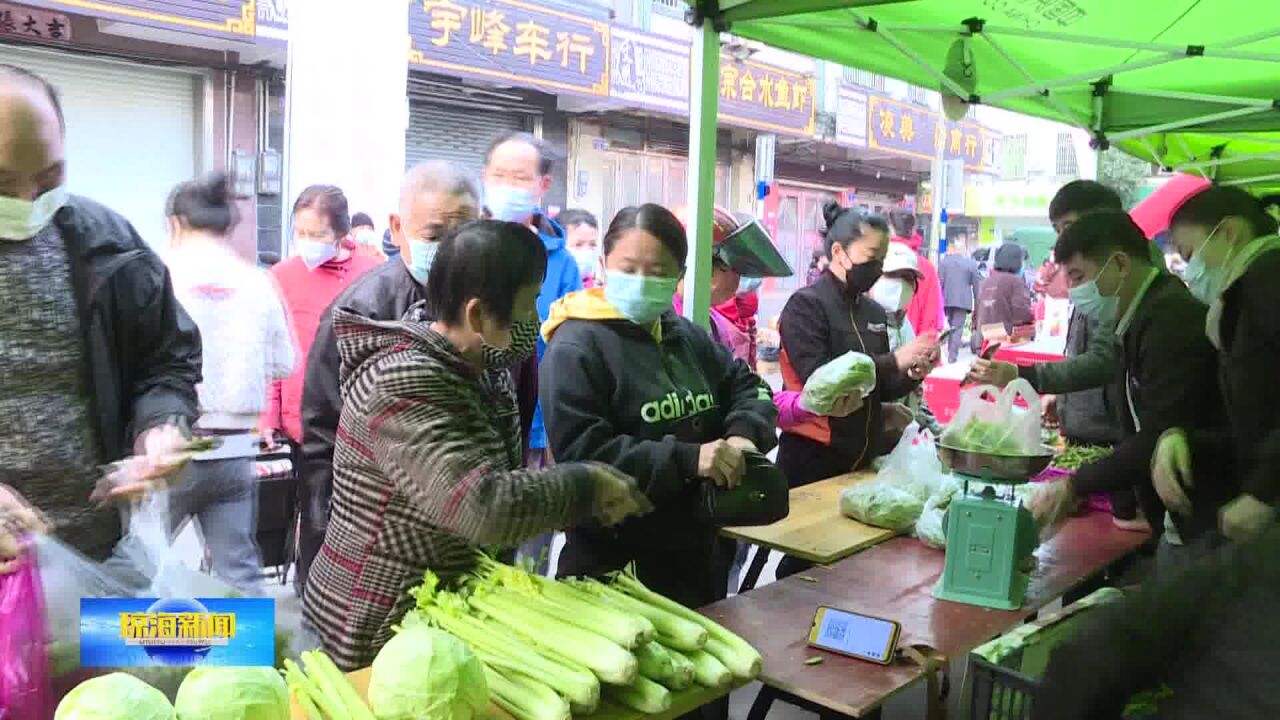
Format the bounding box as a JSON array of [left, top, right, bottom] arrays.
[[405, 101, 527, 179], [0, 44, 200, 248]]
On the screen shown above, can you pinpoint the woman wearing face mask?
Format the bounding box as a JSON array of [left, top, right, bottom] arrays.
[[265, 185, 380, 449], [303, 220, 648, 671], [1154, 187, 1280, 545], [561, 208, 601, 288], [539, 203, 778, 612]]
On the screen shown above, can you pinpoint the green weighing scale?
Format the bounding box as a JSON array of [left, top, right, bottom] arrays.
[[932, 444, 1054, 610]]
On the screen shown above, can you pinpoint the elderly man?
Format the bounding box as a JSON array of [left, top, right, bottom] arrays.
[[297, 160, 544, 594], [0, 66, 202, 566]]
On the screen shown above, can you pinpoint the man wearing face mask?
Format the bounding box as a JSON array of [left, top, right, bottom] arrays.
[[296, 161, 539, 596], [1025, 210, 1228, 573], [1154, 187, 1280, 545], [560, 208, 600, 288], [0, 66, 202, 563]]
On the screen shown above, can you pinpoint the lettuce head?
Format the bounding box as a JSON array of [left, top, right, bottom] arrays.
[[55, 672, 176, 720], [173, 666, 289, 720], [367, 624, 488, 720]]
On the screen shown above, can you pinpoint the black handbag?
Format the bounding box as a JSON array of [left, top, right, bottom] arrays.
[[699, 450, 790, 527]]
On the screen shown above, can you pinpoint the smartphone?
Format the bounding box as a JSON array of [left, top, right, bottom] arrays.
[[807, 606, 901, 665], [937, 326, 958, 345]]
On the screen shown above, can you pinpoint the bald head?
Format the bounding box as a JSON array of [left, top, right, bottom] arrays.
[[389, 160, 481, 270], [0, 66, 66, 201]]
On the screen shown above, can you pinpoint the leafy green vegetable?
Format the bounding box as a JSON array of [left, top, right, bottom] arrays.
[[800, 351, 876, 415], [173, 667, 289, 720], [942, 418, 1025, 455], [839, 481, 925, 531], [55, 672, 176, 720], [1051, 445, 1113, 471], [367, 624, 488, 720]]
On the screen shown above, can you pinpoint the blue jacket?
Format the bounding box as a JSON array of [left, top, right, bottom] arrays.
[[530, 217, 582, 450]]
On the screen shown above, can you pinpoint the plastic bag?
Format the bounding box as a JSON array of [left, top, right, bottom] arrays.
[[914, 476, 963, 549], [800, 351, 877, 415], [875, 422, 944, 501], [941, 379, 1043, 455], [1, 547, 53, 720], [839, 481, 924, 532]]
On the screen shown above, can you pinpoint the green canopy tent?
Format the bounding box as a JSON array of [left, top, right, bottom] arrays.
[[674, 0, 1280, 323]]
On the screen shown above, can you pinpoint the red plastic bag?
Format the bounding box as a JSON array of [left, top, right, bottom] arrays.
[[0, 546, 53, 720]]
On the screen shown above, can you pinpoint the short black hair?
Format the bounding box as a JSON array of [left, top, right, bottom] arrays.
[[1049, 180, 1123, 222], [888, 208, 915, 238], [426, 220, 548, 326], [821, 201, 864, 258], [862, 214, 891, 236], [559, 208, 598, 230], [166, 172, 239, 234], [293, 185, 351, 236], [0, 64, 64, 128], [1170, 185, 1279, 238], [603, 204, 688, 269], [351, 212, 374, 229], [1054, 209, 1152, 266], [485, 131, 553, 177]]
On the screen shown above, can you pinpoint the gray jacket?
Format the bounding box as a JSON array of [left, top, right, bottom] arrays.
[[1018, 308, 1123, 445], [938, 253, 981, 311]]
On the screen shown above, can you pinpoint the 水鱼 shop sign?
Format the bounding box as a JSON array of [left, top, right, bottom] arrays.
[[411, 0, 609, 98]]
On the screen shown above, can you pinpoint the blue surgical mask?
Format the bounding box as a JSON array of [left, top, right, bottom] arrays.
[[738, 276, 764, 295], [1068, 253, 1121, 325], [407, 238, 439, 285], [485, 185, 537, 223], [1184, 220, 1229, 305], [604, 270, 679, 325], [296, 240, 338, 271]]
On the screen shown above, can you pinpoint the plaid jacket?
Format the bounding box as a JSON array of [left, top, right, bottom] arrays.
[[302, 305, 595, 670]]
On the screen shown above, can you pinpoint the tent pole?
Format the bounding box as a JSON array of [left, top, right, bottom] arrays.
[[848, 13, 971, 98], [1172, 135, 1211, 180], [684, 11, 721, 328], [1107, 87, 1276, 107], [984, 53, 1182, 103], [1223, 172, 1280, 187], [1108, 105, 1276, 142], [978, 32, 1089, 128], [982, 25, 1280, 63], [1177, 151, 1280, 172]]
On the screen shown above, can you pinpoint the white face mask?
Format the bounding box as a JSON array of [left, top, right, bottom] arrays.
[[0, 186, 69, 241], [569, 247, 597, 279], [868, 277, 910, 313], [296, 239, 338, 270]]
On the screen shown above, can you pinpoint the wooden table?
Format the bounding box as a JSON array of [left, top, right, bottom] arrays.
[[702, 512, 1151, 718], [289, 665, 739, 720], [721, 471, 897, 564]]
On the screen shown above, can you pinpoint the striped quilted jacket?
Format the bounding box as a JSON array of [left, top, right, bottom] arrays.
[[302, 304, 596, 670]]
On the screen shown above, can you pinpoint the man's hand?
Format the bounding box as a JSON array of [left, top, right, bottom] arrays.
[[894, 331, 940, 374], [698, 440, 747, 489], [964, 359, 1018, 387], [1152, 429, 1194, 515], [0, 484, 47, 575], [588, 464, 652, 527], [1026, 478, 1080, 533], [1220, 493, 1275, 543], [882, 403, 914, 443], [1042, 395, 1059, 429], [92, 423, 196, 504]]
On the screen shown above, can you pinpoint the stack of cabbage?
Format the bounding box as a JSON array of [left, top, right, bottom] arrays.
[[406, 556, 761, 720], [55, 667, 292, 720]]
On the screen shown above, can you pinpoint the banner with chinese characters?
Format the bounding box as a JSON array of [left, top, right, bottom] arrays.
[[0, 3, 70, 41], [256, 0, 287, 43], [608, 27, 817, 137], [410, 0, 609, 98], [20, 0, 255, 38], [864, 92, 999, 174], [80, 598, 275, 667]]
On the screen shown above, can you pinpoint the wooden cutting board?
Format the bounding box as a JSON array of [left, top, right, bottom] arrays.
[[720, 471, 897, 564]]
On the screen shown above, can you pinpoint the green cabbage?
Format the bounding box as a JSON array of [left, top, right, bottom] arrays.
[[838, 481, 924, 531], [367, 623, 489, 720], [800, 352, 876, 415], [173, 667, 289, 720], [55, 672, 176, 720], [942, 418, 1024, 455]]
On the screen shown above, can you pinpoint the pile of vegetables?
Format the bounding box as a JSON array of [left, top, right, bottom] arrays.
[[404, 556, 761, 720], [56, 666, 292, 720], [1050, 444, 1112, 471], [942, 418, 1027, 455], [283, 649, 375, 720]]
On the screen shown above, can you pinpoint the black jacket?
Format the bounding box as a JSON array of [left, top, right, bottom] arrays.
[[777, 272, 917, 474], [540, 310, 776, 607], [1189, 249, 1280, 504], [1070, 272, 1230, 540], [54, 195, 202, 463], [296, 260, 539, 592], [1035, 521, 1280, 720]]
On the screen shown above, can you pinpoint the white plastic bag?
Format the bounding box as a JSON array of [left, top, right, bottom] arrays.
[[941, 379, 1043, 455], [875, 422, 944, 501], [914, 475, 963, 549], [800, 351, 877, 415], [838, 481, 923, 532]]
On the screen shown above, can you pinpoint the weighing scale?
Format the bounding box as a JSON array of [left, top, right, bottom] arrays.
[[932, 444, 1053, 611]]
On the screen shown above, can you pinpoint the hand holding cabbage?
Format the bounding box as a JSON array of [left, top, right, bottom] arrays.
[[800, 352, 876, 417]]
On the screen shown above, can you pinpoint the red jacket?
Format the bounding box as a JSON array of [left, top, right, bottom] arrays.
[[264, 251, 380, 442], [895, 236, 945, 335]]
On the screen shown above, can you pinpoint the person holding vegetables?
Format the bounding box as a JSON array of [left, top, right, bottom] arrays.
[[539, 203, 778, 615], [1154, 187, 1280, 545], [1025, 210, 1230, 572], [302, 220, 651, 671]]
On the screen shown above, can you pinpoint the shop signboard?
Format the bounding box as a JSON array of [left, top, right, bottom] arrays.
[[608, 27, 817, 137], [965, 179, 1061, 218], [0, 2, 70, 41], [836, 85, 868, 148], [410, 0, 610, 98], [864, 91, 999, 174], [256, 0, 287, 43], [20, 0, 255, 38]]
